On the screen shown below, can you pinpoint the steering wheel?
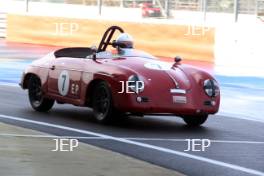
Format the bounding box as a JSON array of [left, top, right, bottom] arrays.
[[97, 26, 124, 53]]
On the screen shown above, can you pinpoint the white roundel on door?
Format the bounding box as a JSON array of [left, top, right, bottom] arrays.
[[58, 70, 70, 96]]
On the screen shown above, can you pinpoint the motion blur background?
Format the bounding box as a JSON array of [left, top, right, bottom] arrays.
[[0, 0, 264, 23]]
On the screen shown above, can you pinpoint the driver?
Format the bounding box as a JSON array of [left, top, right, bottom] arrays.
[[114, 33, 134, 55]]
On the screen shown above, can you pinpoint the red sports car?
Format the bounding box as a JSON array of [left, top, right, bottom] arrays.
[[20, 26, 220, 126], [141, 3, 162, 18]]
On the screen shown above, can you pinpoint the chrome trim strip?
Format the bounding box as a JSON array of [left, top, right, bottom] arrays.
[[165, 70, 179, 88], [170, 89, 186, 94], [96, 72, 114, 77]]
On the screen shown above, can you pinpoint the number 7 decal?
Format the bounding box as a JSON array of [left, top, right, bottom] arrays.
[[58, 71, 70, 96], [61, 75, 66, 92]]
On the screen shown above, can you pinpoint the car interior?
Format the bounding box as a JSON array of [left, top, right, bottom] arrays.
[[54, 47, 94, 58]]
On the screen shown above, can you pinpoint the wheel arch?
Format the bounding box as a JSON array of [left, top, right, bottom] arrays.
[[83, 72, 121, 108], [21, 73, 40, 89], [85, 79, 107, 107]]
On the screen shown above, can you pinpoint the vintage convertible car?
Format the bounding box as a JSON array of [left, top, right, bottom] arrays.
[[20, 26, 220, 126]]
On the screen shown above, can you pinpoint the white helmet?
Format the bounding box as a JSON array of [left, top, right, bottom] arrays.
[[115, 33, 134, 49]]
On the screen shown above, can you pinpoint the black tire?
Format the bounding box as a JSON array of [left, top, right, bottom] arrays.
[[28, 75, 54, 112], [92, 81, 116, 124], [182, 115, 208, 127]]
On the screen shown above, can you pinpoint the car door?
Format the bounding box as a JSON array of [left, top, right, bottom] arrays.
[[47, 57, 84, 100]]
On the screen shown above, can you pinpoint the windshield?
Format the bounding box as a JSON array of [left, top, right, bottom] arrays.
[[96, 49, 157, 60], [115, 49, 157, 60]]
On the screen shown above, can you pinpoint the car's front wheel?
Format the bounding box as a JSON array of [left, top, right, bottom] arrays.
[[28, 75, 54, 112], [182, 115, 208, 126], [92, 81, 116, 124]]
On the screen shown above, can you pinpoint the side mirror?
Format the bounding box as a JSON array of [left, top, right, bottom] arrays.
[[174, 56, 182, 63]]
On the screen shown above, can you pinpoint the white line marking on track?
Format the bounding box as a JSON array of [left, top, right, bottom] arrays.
[[0, 114, 264, 176], [0, 133, 103, 139], [0, 82, 19, 87], [1, 83, 264, 124], [1, 134, 264, 144], [125, 138, 264, 144]]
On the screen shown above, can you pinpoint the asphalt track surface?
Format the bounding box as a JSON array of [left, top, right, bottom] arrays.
[[0, 40, 264, 176], [1, 85, 264, 176]]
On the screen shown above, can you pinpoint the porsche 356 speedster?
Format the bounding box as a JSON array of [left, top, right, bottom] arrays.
[[20, 26, 220, 126]]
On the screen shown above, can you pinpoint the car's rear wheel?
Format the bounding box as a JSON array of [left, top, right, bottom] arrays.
[[28, 75, 54, 112], [182, 115, 208, 126], [92, 81, 116, 124]]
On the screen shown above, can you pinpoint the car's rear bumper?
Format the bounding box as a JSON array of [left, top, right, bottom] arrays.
[[19, 71, 26, 89]]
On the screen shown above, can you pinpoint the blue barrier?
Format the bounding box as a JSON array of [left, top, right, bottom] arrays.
[[0, 60, 32, 84]]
